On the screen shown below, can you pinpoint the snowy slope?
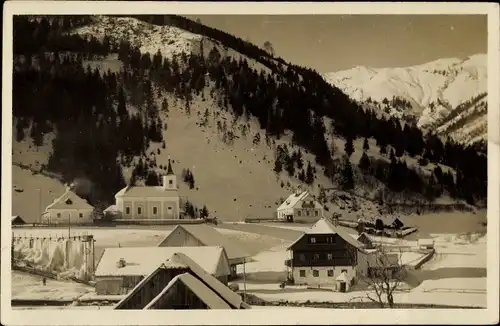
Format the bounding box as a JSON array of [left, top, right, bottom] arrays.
[[71, 16, 202, 59], [323, 54, 487, 144]]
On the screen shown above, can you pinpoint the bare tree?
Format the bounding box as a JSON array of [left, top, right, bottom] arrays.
[[348, 244, 407, 308]]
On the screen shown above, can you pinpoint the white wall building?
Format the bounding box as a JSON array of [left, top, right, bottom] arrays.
[[277, 190, 324, 223], [41, 187, 94, 224], [114, 159, 180, 220]]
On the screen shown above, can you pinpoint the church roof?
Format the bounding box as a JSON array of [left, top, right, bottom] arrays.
[[166, 159, 174, 175]]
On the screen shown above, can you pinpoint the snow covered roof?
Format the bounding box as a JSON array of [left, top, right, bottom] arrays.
[[336, 271, 350, 282], [277, 191, 320, 211], [115, 185, 178, 198], [94, 246, 228, 277], [45, 188, 94, 211], [287, 218, 365, 250], [157, 225, 250, 260], [144, 272, 231, 310], [11, 215, 26, 224], [103, 205, 119, 213], [116, 252, 250, 310]]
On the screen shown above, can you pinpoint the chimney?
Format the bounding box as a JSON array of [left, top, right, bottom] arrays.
[[116, 258, 126, 268]]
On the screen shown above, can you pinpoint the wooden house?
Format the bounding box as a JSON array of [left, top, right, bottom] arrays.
[[285, 217, 372, 289], [94, 246, 231, 295], [277, 190, 324, 223], [115, 253, 251, 310], [157, 224, 250, 279]]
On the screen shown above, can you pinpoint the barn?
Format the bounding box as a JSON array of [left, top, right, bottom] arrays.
[[94, 246, 231, 295], [115, 253, 251, 310], [157, 224, 250, 279]]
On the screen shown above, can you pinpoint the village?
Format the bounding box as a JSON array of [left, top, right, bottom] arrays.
[[10, 159, 487, 310]]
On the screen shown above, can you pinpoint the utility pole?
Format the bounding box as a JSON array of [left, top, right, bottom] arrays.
[[242, 257, 247, 303], [38, 188, 42, 225]]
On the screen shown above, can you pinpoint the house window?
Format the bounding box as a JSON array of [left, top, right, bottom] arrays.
[[341, 269, 348, 274], [57, 213, 61, 218], [65, 199, 73, 205], [313, 253, 320, 260], [312, 270, 319, 277], [137, 207, 142, 215], [327, 253, 333, 260], [79, 213, 83, 218], [310, 237, 316, 244], [327, 270, 334, 277], [169, 180, 173, 185], [299, 254, 306, 261], [299, 270, 306, 277], [125, 207, 130, 215], [153, 207, 158, 215], [315, 210, 319, 216], [297, 210, 302, 217], [167, 206, 172, 211]]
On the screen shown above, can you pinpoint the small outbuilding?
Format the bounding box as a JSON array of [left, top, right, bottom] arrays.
[[418, 238, 435, 250], [94, 246, 231, 295], [157, 224, 250, 279], [356, 232, 375, 249], [11, 215, 26, 226]]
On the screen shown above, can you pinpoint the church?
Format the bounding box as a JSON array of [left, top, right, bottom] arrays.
[[112, 159, 181, 220]]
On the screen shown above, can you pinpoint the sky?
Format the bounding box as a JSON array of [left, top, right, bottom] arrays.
[[186, 15, 487, 73]]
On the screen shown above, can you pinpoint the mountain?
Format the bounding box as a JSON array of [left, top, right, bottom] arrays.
[[11, 15, 486, 223], [323, 55, 487, 145]]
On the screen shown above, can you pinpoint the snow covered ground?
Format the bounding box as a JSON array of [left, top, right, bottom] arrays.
[[11, 271, 94, 301]]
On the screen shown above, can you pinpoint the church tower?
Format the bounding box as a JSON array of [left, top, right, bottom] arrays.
[[162, 158, 177, 190]]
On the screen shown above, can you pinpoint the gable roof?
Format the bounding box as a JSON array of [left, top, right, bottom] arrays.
[[144, 272, 231, 309], [115, 253, 250, 310], [94, 246, 229, 277], [45, 188, 94, 211], [287, 218, 365, 250], [115, 185, 178, 198], [277, 191, 309, 211], [11, 215, 26, 224], [158, 225, 250, 261]]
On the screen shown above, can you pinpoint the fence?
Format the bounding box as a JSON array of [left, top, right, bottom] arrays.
[[12, 233, 96, 282]]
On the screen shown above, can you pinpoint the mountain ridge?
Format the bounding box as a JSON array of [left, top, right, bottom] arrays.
[[323, 54, 487, 145], [11, 15, 487, 223]]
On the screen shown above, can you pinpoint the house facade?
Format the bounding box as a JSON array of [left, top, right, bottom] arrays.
[[114, 160, 180, 220], [41, 187, 94, 225], [286, 218, 371, 289], [157, 224, 250, 279], [115, 253, 251, 310], [94, 246, 231, 295], [277, 190, 324, 223]]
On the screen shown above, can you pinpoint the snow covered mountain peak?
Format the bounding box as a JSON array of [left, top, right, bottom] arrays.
[[324, 54, 487, 145]]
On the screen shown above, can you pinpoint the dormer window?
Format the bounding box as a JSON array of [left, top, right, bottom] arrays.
[[65, 198, 73, 205]]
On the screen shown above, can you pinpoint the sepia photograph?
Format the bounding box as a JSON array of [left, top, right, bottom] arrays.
[[2, 1, 499, 325]]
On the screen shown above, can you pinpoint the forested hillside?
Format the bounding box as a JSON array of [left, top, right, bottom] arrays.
[[12, 15, 487, 221]]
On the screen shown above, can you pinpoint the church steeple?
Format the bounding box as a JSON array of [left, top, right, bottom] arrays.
[[162, 157, 177, 190], [167, 158, 174, 175]]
